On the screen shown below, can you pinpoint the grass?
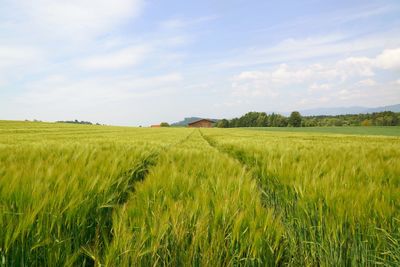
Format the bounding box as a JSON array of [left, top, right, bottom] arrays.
[[0, 121, 399, 266], [246, 126, 400, 136], [103, 131, 285, 266], [202, 129, 400, 266], [0, 121, 190, 266]]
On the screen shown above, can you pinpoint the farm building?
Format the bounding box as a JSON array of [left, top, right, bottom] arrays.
[[151, 124, 161, 128], [188, 119, 215, 128]]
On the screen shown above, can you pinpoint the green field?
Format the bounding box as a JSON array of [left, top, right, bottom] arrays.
[[247, 126, 400, 136], [1, 121, 399, 266]]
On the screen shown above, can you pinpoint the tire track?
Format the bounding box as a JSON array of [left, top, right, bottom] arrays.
[[199, 130, 290, 214], [80, 130, 195, 266], [103, 129, 287, 266]]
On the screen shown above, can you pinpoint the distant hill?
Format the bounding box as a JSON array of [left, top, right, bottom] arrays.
[[298, 104, 400, 116], [171, 117, 219, 126]]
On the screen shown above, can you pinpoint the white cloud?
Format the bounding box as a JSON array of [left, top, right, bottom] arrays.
[[375, 48, 400, 69], [12, 72, 184, 124], [18, 72, 183, 104], [0, 0, 147, 90], [357, 78, 377, 87], [236, 64, 315, 86], [231, 47, 399, 98], [0, 45, 43, 69], [215, 32, 400, 69], [299, 96, 330, 106], [17, 0, 143, 38], [337, 89, 362, 100], [308, 83, 331, 92], [270, 64, 314, 84], [232, 60, 359, 96], [6, 73, 182, 125], [335, 57, 375, 78], [232, 65, 324, 97], [78, 45, 150, 70], [0, 45, 46, 85]]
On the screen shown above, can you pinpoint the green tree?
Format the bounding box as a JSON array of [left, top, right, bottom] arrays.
[[160, 122, 170, 127], [230, 118, 239, 127], [217, 119, 230, 128], [256, 113, 268, 127], [238, 112, 260, 127], [288, 111, 302, 127], [268, 113, 278, 127], [276, 115, 288, 127]]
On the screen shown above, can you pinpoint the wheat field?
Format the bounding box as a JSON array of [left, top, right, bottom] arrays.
[[0, 121, 399, 266]]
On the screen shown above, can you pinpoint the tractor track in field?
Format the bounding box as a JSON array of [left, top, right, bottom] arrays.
[[81, 130, 196, 266], [199, 130, 272, 208], [199, 129, 253, 173], [86, 129, 273, 266], [199, 130, 297, 223], [199, 131, 254, 177], [199, 130, 254, 177], [114, 129, 196, 206]]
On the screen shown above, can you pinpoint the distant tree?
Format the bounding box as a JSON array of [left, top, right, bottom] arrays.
[[361, 119, 372, 126], [217, 119, 230, 128], [218, 110, 400, 128], [303, 118, 316, 127], [160, 122, 170, 127], [373, 117, 383, 126], [237, 112, 258, 127], [383, 115, 395, 126], [230, 118, 239, 127], [58, 120, 92, 125], [256, 113, 268, 127], [288, 111, 302, 127], [268, 113, 277, 127], [276, 115, 288, 127], [331, 118, 343, 126]]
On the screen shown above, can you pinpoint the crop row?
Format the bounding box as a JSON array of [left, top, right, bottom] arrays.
[[0, 122, 190, 266], [100, 131, 284, 266], [1, 121, 399, 266], [202, 129, 400, 266]]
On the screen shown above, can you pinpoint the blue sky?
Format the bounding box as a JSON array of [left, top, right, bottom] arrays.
[[1, 0, 400, 125]]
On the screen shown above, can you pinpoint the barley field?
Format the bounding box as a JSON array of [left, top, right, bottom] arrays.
[[0, 121, 399, 266], [248, 126, 400, 136]]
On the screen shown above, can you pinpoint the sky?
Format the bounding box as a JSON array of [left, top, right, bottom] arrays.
[[1, 0, 400, 126]]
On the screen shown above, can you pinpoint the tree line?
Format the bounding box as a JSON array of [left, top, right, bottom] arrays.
[[56, 120, 101, 125], [216, 111, 400, 128]]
